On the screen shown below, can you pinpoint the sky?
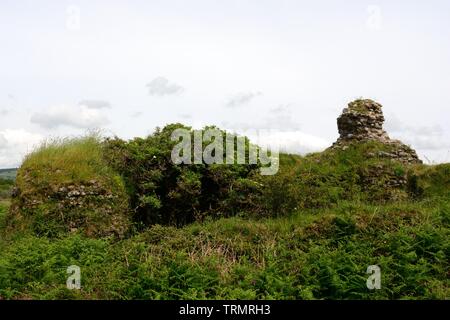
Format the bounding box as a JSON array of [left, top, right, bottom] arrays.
[[1, 0, 450, 168]]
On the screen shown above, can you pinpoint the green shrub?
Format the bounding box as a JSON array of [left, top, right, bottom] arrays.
[[103, 124, 260, 227]]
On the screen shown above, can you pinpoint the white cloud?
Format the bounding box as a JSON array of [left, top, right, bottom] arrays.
[[31, 105, 109, 129], [131, 111, 143, 118], [0, 129, 43, 168], [179, 113, 192, 119], [221, 103, 327, 154], [1, 1, 449, 165], [146, 77, 184, 96], [222, 126, 329, 155], [255, 130, 329, 155], [222, 104, 301, 132], [78, 100, 111, 109], [266, 104, 302, 131], [385, 114, 448, 151], [0, 133, 7, 148], [226, 91, 262, 108], [366, 5, 383, 31]]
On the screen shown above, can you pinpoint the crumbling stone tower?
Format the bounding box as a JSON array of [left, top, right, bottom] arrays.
[[331, 99, 422, 164]]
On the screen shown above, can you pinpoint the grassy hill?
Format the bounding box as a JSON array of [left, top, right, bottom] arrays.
[[0, 129, 448, 300]]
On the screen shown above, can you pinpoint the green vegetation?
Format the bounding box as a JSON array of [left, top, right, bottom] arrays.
[[0, 178, 13, 201], [18, 135, 116, 185], [255, 141, 423, 216], [0, 199, 448, 299], [6, 135, 131, 238], [103, 124, 259, 228], [0, 168, 17, 181], [0, 125, 448, 300]]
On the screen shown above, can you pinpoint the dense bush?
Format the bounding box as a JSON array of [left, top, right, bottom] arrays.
[[102, 128, 449, 225], [103, 124, 261, 227]]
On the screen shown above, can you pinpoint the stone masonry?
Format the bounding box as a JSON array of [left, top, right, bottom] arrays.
[[331, 99, 422, 164]]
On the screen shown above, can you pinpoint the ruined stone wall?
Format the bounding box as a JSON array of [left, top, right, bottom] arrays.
[[331, 99, 422, 165]]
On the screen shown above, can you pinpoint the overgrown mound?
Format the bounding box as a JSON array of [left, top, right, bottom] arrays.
[[252, 98, 428, 215], [257, 141, 449, 216], [6, 135, 131, 238], [5, 107, 447, 236], [103, 123, 261, 227]]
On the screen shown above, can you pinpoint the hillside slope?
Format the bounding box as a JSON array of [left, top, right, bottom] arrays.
[[0, 137, 448, 299], [0, 99, 448, 300], [0, 194, 448, 299]]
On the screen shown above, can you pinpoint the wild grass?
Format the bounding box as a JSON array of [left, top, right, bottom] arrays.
[[0, 129, 448, 300], [17, 134, 114, 187], [0, 197, 448, 300], [7, 134, 131, 238]]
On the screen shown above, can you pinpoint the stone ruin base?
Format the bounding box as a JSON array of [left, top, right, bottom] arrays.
[[329, 99, 422, 165]]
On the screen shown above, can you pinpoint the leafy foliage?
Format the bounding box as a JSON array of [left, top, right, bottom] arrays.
[[0, 199, 448, 299], [103, 124, 260, 227], [1, 125, 449, 300]]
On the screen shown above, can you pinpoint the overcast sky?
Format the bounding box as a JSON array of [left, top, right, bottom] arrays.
[[1, 0, 450, 168]]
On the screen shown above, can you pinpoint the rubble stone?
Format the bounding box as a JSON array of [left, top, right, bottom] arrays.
[[330, 99, 422, 165]]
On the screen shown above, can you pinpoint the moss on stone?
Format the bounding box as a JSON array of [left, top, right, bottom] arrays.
[[347, 98, 379, 114]]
